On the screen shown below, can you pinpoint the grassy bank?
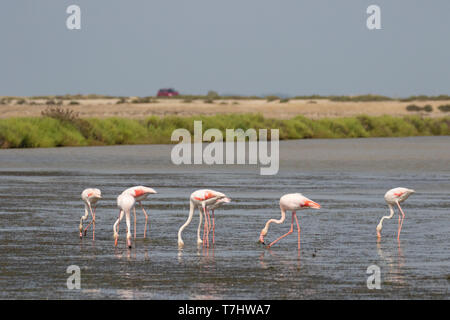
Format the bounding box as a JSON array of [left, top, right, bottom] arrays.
[[0, 114, 448, 148]]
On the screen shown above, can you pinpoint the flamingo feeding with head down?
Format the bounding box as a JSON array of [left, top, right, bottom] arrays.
[[121, 186, 157, 239], [178, 189, 231, 248], [259, 193, 321, 249], [79, 188, 102, 240], [376, 187, 415, 241], [114, 193, 136, 248]]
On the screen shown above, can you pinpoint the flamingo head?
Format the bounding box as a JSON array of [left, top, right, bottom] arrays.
[[259, 227, 268, 244], [92, 189, 102, 199], [376, 223, 382, 238], [217, 197, 231, 205], [126, 234, 132, 248], [304, 200, 321, 209]]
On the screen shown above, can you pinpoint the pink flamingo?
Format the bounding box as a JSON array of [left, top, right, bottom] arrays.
[[259, 193, 321, 249], [79, 188, 102, 240], [178, 189, 231, 248], [377, 187, 415, 241], [114, 193, 136, 248], [121, 186, 157, 239]]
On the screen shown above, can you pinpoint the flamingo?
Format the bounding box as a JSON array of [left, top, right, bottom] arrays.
[[121, 186, 157, 239], [114, 193, 136, 248], [178, 189, 231, 248], [377, 187, 415, 241], [259, 193, 321, 249], [79, 188, 102, 240]]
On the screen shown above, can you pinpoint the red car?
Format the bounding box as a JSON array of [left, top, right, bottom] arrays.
[[157, 88, 179, 97]]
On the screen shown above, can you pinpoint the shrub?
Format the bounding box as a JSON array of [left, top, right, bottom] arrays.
[[266, 96, 279, 102], [423, 105, 433, 112], [116, 97, 127, 104], [207, 91, 220, 99], [406, 104, 422, 112], [438, 104, 450, 112], [41, 107, 92, 139], [131, 97, 157, 103]]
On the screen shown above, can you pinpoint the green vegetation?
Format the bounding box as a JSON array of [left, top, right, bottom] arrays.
[[399, 95, 450, 102], [0, 112, 448, 148], [29, 94, 121, 100], [406, 104, 433, 112], [438, 104, 450, 112], [266, 95, 279, 102]]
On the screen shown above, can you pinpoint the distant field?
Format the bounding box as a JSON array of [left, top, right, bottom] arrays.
[[1, 95, 450, 119]]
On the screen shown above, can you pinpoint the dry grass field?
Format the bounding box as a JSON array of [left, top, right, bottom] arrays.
[[1, 98, 449, 119]]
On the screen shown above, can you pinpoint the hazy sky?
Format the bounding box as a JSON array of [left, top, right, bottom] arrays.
[[1, 1, 449, 97]]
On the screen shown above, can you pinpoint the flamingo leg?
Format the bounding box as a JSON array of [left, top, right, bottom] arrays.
[[206, 208, 211, 240], [125, 209, 132, 248], [92, 206, 96, 241], [396, 201, 406, 240], [293, 212, 300, 250], [268, 212, 295, 248], [212, 209, 215, 244], [203, 206, 209, 248], [140, 202, 149, 238], [133, 206, 137, 239]]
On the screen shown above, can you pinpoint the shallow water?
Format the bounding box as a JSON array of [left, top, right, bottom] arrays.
[[0, 136, 449, 299]]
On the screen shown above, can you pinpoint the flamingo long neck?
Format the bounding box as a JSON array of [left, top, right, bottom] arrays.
[[197, 205, 203, 244], [178, 200, 195, 245], [378, 204, 395, 230], [113, 210, 123, 235], [80, 204, 89, 224], [262, 206, 286, 235]]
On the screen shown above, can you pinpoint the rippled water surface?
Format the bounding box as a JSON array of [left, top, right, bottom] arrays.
[[0, 136, 449, 299]]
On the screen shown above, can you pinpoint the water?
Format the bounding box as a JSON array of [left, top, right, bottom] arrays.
[[0, 136, 449, 299]]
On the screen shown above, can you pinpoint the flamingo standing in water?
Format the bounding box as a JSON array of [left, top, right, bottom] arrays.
[[259, 193, 321, 249], [178, 189, 231, 248], [377, 187, 415, 241], [114, 193, 136, 248], [121, 186, 157, 239], [79, 188, 102, 240]]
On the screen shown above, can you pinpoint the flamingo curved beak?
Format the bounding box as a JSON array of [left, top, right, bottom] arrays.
[[306, 200, 321, 209], [259, 233, 265, 245]]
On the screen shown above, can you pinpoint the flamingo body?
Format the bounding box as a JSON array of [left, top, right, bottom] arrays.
[[114, 193, 136, 248], [259, 193, 320, 248], [384, 187, 414, 204], [178, 189, 231, 248], [377, 187, 415, 240], [79, 188, 102, 239], [121, 186, 157, 239]]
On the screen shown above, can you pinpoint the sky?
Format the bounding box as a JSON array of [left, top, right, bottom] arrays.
[[0, 1, 449, 97]]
